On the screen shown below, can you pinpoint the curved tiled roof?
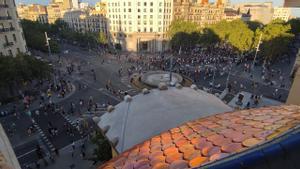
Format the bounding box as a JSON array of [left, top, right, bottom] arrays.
[[99, 105, 300, 169]]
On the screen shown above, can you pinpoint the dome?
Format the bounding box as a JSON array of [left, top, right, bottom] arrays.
[[99, 105, 300, 169], [98, 87, 231, 153]]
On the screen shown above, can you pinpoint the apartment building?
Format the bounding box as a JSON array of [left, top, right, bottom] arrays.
[[47, 2, 64, 24], [63, 9, 108, 35], [173, 0, 224, 27], [273, 7, 291, 22], [0, 0, 28, 57], [284, 0, 300, 7], [17, 4, 48, 24], [103, 0, 173, 52], [234, 2, 274, 24]]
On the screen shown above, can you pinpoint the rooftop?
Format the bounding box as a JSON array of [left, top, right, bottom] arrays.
[[98, 105, 300, 169]]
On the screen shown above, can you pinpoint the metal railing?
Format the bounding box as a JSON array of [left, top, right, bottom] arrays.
[[3, 42, 14, 48]]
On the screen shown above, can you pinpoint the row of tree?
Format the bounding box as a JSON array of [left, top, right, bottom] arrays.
[[168, 19, 300, 60], [21, 20, 60, 53], [21, 19, 108, 53], [0, 54, 52, 102]]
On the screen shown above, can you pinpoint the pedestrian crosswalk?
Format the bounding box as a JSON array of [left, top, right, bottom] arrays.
[[32, 122, 55, 152]]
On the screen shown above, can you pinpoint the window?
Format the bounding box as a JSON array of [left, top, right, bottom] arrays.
[[124, 8, 126, 12], [8, 50, 13, 56], [159, 2, 162, 6], [150, 9, 153, 12], [150, 28, 153, 32], [159, 9, 162, 12], [144, 28, 146, 32], [4, 35, 8, 43], [138, 21, 141, 25], [138, 15, 141, 19], [13, 34, 16, 41], [150, 2, 153, 6], [138, 9, 140, 12], [143, 21, 147, 25], [143, 8, 146, 12], [143, 15, 146, 19], [138, 2, 141, 6], [138, 28, 141, 32], [128, 8, 131, 12], [128, 2, 131, 6], [144, 2, 147, 6]]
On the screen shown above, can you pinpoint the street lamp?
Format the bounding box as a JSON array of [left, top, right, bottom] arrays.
[[251, 33, 263, 71], [45, 32, 52, 57]]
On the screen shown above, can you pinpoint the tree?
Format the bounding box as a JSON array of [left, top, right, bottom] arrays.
[[198, 28, 220, 47], [21, 19, 60, 53], [256, 20, 294, 60], [0, 54, 51, 101], [88, 132, 112, 164], [168, 20, 201, 50], [167, 19, 200, 39], [98, 31, 108, 45], [288, 19, 300, 35], [210, 19, 255, 52]]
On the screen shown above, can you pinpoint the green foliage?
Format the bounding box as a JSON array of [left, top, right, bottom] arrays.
[[167, 20, 200, 39], [98, 31, 108, 45], [21, 19, 60, 53], [210, 20, 255, 52], [89, 132, 112, 163], [288, 19, 300, 35], [256, 20, 294, 60], [0, 54, 51, 89], [115, 43, 122, 50], [198, 28, 220, 46]]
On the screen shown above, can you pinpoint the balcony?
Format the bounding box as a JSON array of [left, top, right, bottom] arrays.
[[0, 16, 12, 20], [0, 4, 8, 8], [0, 27, 15, 33], [3, 42, 14, 48]]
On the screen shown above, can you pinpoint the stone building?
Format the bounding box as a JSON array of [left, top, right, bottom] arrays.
[[102, 0, 173, 52], [0, 0, 28, 56], [17, 4, 48, 24], [63, 9, 108, 35], [173, 0, 224, 27], [273, 7, 291, 22]]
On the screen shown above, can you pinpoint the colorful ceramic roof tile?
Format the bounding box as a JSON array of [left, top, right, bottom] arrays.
[[98, 105, 300, 169]]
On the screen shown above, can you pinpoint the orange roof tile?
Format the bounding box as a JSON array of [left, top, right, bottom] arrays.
[[98, 105, 300, 169]]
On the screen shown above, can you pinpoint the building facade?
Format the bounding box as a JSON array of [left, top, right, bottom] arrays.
[[284, 0, 300, 7], [234, 2, 274, 24], [173, 0, 224, 27], [273, 7, 291, 22], [103, 0, 173, 52], [0, 0, 28, 57], [17, 4, 48, 24], [63, 9, 108, 35], [47, 3, 63, 23]]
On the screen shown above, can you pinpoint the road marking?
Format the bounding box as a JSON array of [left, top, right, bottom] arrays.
[[17, 149, 36, 159]]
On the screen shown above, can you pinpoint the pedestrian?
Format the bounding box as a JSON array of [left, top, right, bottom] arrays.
[[72, 142, 75, 150]]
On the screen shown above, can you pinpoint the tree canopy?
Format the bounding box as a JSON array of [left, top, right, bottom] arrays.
[[168, 18, 296, 60], [21, 20, 60, 53]]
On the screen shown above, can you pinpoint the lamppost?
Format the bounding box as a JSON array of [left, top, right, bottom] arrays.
[[251, 33, 263, 71], [45, 32, 52, 57], [45, 32, 56, 87]]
